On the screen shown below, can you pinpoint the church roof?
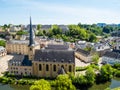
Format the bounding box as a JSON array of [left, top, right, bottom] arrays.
[[34, 49, 75, 63], [45, 44, 69, 50], [9, 55, 32, 66], [7, 40, 29, 44], [28, 16, 35, 46]]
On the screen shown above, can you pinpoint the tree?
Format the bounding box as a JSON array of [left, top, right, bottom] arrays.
[[37, 30, 43, 36], [73, 75, 87, 86], [37, 24, 41, 30], [89, 33, 97, 42], [100, 64, 113, 81], [54, 74, 76, 90], [30, 79, 51, 90], [47, 29, 53, 38], [0, 40, 6, 47], [92, 53, 99, 64], [16, 30, 28, 35], [85, 67, 96, 85], [43, 30, 46, 35], [52, 25, 62, 35]]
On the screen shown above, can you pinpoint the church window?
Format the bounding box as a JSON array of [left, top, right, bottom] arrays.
[[46, 64, 49, 71], [30, 48, 32, 51], [69, 65, 72, 72], [53, 65, 56, 71], [61, 65, 64, 68], [39, 64, 42, 71]]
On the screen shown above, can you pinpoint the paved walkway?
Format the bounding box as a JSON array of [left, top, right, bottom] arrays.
[[75, 58, 90, 67], [0, 55, 13, 76]]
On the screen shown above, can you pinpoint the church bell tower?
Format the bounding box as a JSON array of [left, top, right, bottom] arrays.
[[28, 17, 35, 60]]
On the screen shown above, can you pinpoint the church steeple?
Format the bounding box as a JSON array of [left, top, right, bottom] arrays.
[[29, 16, 35, 46]]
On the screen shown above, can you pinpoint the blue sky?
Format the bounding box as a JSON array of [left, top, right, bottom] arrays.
[[0, 0, 120, 25]]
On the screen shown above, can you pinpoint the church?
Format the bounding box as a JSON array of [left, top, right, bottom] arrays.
[[8, 17, 75, 78]]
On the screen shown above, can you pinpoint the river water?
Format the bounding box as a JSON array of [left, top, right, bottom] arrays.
[[0, 78, 120, 90]]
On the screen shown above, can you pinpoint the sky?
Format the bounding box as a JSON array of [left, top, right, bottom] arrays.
[[0, 0, 120, 25]]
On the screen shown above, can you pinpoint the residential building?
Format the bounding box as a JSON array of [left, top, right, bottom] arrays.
[[75, 48, 93, 63], [102, 51, 120, 65]]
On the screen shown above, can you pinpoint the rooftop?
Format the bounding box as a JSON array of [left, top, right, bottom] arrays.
[[103, 51, 120, 59], [76, 48, 91, 56], [9, 55, 32, 66], [7, 40, 29, 44], [34, 49, 75, 63], [45, 44, 69, 50]]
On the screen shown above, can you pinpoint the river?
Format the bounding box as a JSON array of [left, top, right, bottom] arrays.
[[0, 78, 120, 90]]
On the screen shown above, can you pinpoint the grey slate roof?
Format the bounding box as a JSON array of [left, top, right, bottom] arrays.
[[76, 48, 90, 56], [103, 51, 120, 59], [9, 55, 32, 66], [45, 44, 69, 50], [28, 17, 35, 46], [7, 40, 29, 44], [34, 49, 75, 63]]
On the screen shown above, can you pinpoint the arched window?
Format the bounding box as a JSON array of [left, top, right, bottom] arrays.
[[46, 64, 49, 71], [61, 65, 64, 68], [69, 65, 72, 72], [39, 64, 42, 71], [53, 65, 56, 71], [30, 48, 32, 51]]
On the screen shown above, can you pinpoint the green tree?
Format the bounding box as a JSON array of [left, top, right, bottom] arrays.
[[16, 30, 28, 35], [37, 30, 43, 36], [52, 25, 62, 35], [100, 64, 113, 81], [43, 30, 46, 35], [89, 33, 97, 42], [54, 74, 76, 90], [73, 75, 87, 86], [37, 24, 41, 30], [85, 67, 96, 85], [30, 79, 51, 90], [0, 40, 6, 47], [92, 53, 99, 64]]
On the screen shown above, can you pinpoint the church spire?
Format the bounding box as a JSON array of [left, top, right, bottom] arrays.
[[29, 16, 35, 46]]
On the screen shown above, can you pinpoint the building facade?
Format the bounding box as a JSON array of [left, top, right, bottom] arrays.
[[102, 51, 120, 65], [75, 48, 92, 63], [6, 40, 29, 55]]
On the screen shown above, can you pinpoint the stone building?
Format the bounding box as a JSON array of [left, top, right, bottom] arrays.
[[75, 48, 92, 63], [8, 17, 75, 78]]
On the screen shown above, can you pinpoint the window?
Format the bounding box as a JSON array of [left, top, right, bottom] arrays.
[[25, 72, 27, 74], [53, 65, 56, 71], [69, 65, 72, 72], [46, 64, 49, 71], [61, 65, 64, 68], [30, 48, 32, 51], [39, 64, 42, 71]]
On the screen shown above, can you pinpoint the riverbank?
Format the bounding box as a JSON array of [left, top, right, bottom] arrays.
[[0, 64, 120, 90], [0, 78, 120, 90]]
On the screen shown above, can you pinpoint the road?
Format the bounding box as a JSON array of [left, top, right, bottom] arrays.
[[0, 55, 13, 76]]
